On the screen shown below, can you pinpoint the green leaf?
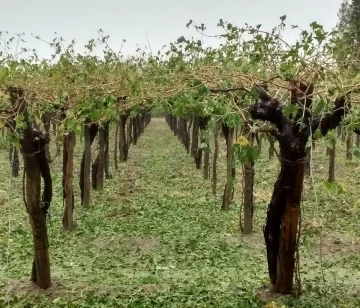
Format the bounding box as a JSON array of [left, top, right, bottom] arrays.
[[197, 84, 209, 96], [324, 131, 336, 149], [249, 86, 259, 99], [279, 62, 294, 79], [11, 137, 20, 148], [322, 181, 346, 195], [224, 114, 242, 128], [351, 146, 360, 158], [0, 67, 8, 82], [283, 104, 297, 117], [323, 181, 335, 191], [313, 99, 326, 116], [233, 144, 260, 164], [312, 129, 322, 140], [291, 104, 299, 118], [200, 142, 209, 150], [310, 21, 322, 30], [324, 138, 334, 149], [280, 15, 287, 22], [15, 114, 26, 129]]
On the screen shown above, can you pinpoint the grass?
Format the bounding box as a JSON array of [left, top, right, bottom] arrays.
[[0, 118, 359, 307]]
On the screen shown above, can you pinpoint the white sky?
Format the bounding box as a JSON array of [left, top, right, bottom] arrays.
[[1, 0, 343, 59]]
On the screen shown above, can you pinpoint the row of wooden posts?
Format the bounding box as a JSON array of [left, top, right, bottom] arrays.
[[165, 114, 256, 234]]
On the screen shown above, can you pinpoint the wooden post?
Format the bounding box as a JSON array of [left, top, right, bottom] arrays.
[[95, 126, 105, 190], [346, 132, 353, 160], [212, 121, 219, 195], [114, 120, 119, 171], [191, 116, 199, 161], [199, 117, 210, 178], [104, 122, 111, 179], [242, 131, 255, 234], [9, 144, 19, 177], [119, 114, 129, 162], [80, 120, 98, 207], [222, 124, 234, 211], [63, 132, 75, 231], [132, 116, 138, 145], [42, 113, 52, 163], [127, 118, 132, 145], [328, 140, 336, 183]]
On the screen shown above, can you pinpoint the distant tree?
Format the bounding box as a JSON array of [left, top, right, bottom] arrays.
[[337, 0, 360, 67]]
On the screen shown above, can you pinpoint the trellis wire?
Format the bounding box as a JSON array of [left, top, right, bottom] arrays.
[[309, 126, 326, 287]]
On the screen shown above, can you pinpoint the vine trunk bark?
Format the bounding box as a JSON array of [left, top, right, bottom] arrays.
[[264, 159, 304, 294], [10, 88, 52, 290]]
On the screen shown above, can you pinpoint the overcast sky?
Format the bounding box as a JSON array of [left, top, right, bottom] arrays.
[[1, 0, 343, 59]]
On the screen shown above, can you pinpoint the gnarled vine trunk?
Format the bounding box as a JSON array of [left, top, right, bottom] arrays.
[[264, 156, 305, 293], [249, 82, 347, 294], [26, 132, 52, 289], [10, 88, 52, 289]]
